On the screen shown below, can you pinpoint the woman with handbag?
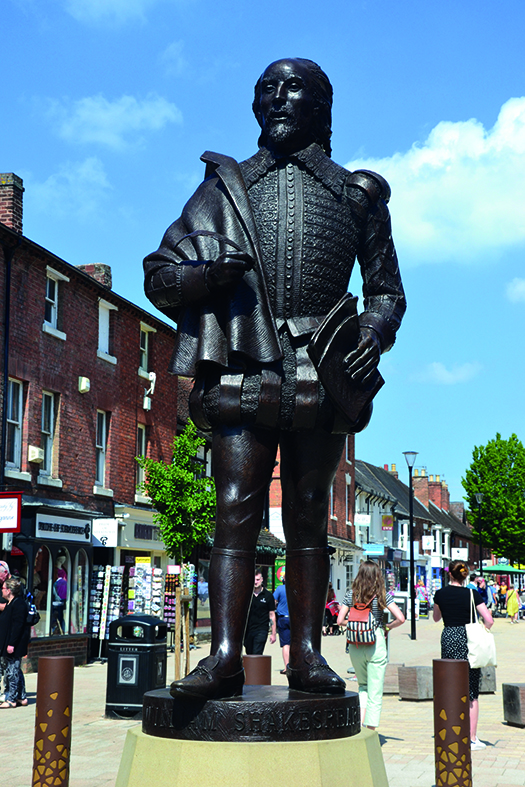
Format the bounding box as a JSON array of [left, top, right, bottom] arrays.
[[433, 560, 493, 752], [0, 577, 30, 708], [337, 560, 405, 730]]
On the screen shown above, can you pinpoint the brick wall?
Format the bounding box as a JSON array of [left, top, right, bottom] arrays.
[[22, 636, 89, 673], [2, 237, 178, 509]]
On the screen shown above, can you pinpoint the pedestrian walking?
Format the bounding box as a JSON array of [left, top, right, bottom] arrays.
[[337, 560, 405, 729], [506, 584, 520, 623], [0, 577, 30, 708], [433, 560, 494, 751]]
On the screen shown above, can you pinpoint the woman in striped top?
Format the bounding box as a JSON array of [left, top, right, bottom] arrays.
[[337, 560, 405, 729]]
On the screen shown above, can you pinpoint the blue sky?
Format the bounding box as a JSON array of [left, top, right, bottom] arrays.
[[3, 0, 525, 504]]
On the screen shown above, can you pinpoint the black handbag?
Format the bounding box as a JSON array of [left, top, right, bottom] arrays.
[[307, 293, 384, 428]]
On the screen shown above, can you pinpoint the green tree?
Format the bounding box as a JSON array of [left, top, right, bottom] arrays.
[[136, 420, 216, 561], [462, 433, 525, 566]]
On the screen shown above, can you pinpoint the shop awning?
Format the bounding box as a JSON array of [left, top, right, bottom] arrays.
[[482, 564, 525, 574]]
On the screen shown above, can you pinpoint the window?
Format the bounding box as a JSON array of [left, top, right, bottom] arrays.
[[51, 548, 70, 636], [345, 435, 353, 464], [6, 379, 23, 469], [41, 392, 55, 476], [138, 322, 157, 378], [45, 276, 57, 327], [97, 298, 118, 364], [136, 423, 146, 491], [95, 410, 109, 486], [346, 483, 352, 524], [43, 266, 69, 340], [70, 549, 89, 635], [330, 483, 335, 518]]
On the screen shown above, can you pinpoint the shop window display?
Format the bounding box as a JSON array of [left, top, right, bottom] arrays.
[[33, 546, 51, 637], [51, 548, 70, 635], [70, 549, 89, 634]]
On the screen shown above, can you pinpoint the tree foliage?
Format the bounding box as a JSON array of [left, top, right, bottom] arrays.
[[462, 433, 525, 565], [136, 421, 216, 561]]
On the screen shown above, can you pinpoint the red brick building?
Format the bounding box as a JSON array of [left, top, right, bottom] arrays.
[[0, 173, 179, 667]]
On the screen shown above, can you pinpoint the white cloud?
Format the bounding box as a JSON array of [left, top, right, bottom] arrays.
[[345, 97, 525, 265], [27, 158, 111, 220], [64, 0, 157, 24], [48, 94, 182, 150], [416, 361, 482, 385], [506, 277, 525, 303], [160, 40, 187, 77]]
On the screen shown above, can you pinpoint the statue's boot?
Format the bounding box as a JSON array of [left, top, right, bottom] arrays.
[[285, 547, 346, 695], [170, 547, 254, 701]]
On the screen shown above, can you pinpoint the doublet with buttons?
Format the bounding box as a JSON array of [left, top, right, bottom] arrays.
[[143, 144, 406, 433]]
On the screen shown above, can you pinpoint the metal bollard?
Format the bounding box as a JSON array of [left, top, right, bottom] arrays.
[[243, 655, 272, 685], [433, 659, 472, 787], [32, 656, 74, 787]]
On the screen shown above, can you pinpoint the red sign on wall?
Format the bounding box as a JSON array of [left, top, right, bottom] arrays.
[[0, 491, 22, 533]]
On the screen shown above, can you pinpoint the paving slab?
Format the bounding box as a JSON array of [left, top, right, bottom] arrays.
[[4, 616, 525, 786]]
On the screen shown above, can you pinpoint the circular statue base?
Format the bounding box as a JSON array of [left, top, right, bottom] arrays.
[[142, 685, 360, 742]]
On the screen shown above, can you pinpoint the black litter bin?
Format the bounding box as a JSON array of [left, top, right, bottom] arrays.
[[105, 613, 167, 718]]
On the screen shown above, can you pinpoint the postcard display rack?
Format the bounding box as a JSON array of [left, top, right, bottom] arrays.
[[89, 564, 165, 654], [88, 565, 125, 658], [128, 565, 164, 615]]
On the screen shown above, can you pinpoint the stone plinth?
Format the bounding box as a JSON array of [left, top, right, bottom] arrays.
[[116, 726, 388, 787], [399, 665, 433, 701], [502, 683, 525, 727]]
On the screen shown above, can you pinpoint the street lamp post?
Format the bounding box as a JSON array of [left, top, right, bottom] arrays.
[[403, 451, 418, 641], [475, 492, 484, 577]]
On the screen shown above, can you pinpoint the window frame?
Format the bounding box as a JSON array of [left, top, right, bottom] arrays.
[[40, 391, 55, 476], [136, 423, 146, 491], [5, 378, 23, 469], [138, 322, 157, 379], [42, 266, 69, 341], [95, 410, 109, 487], [97, 298, 118, 364]]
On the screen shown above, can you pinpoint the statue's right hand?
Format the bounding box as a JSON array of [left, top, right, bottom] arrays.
[[205, 251, 255, 291]]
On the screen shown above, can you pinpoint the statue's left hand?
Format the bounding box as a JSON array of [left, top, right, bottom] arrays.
[[344, 328, 381, 384]]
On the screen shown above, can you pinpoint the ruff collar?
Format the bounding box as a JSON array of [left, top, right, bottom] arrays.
[[240, 143, 349, 199]]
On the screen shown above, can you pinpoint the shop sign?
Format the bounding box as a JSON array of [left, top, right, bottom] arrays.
[[36, 513, 91, 542], [275, 558, 286, 586], [381, 515, 393, 531], [0, 491, 22, 533], [451, 547, 468, 561], [93, 518, 119, 547], [422, 536, 434, 551], [364, 543, 385, 556], [355, 513, 371, 526], [135, 556, 151, 565]]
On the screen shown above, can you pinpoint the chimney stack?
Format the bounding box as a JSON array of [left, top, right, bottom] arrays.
[[77, 263, 112, 289], [0, 173, 24, 234]]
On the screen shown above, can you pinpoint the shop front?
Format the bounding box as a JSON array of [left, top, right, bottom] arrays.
[[8, 500, 94, 671]]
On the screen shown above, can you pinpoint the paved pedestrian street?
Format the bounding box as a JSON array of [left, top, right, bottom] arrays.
[[4, 616, 524, 786]]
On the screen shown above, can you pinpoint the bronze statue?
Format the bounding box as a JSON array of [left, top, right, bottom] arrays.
[[144, 58, 406, 700]]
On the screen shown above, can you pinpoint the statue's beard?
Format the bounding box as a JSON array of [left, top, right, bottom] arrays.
[[264, 118, 311, 152]]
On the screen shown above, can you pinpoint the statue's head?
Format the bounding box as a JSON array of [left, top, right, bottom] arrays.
[[253, 58, 333, 157]]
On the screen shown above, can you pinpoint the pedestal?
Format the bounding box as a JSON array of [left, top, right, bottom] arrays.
[[142, 685, 360, 741], [116, 727, 388, 787]]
